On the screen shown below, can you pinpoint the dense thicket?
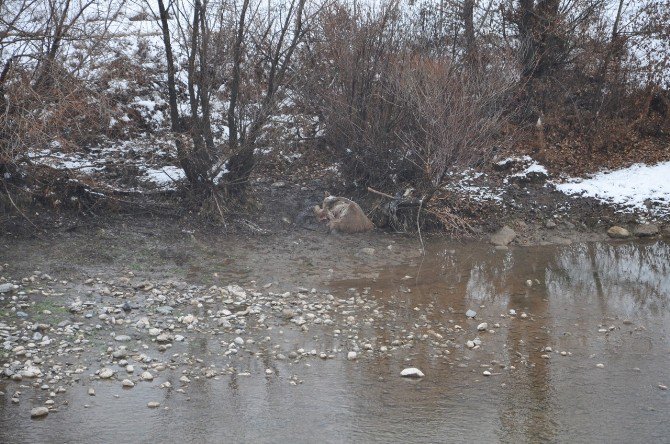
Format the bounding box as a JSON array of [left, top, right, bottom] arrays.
[[1, 0, 668, 216]]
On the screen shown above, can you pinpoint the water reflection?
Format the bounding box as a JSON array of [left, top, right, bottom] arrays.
[[2, 239, 669, 443]]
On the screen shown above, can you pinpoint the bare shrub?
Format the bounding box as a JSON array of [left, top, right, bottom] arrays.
[[298, 2, 516, 198], [393, 54, 516, 192]]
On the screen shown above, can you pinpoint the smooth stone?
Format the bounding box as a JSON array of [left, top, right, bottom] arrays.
[[147, 401, 160, 408], [400, 367, 424, 378], [466, 309, 477, 318], [31, 407, 49, 418], [122, 379, 135, 388], [607, 226, 630, 239], [114, 335, 132, 342], [477, 323, 488, 331], [347, 351, 357, 360]]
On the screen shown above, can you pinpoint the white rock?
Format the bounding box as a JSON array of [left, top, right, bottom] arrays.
[[466, 309, 477, 318], [483, 370, 492, 376], [141, 371, 154, 381], [347, 351, 357, 360], [400, 367, 424, 378], [466, 340, 475, 349], [596, 363, 605, 368], [477, 323, 488, 331], [226, 285, 247, 299], [147, 401, 160, 408], [181, 314, 196, 324], [122, 379, 135, 388], [99, 368, 114, 379], [21, 366, 42, 378]]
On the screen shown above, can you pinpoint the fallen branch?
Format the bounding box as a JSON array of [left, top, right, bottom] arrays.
[[367, 186, 394, 199]]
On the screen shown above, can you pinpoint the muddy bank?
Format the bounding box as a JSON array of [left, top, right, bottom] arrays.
[[1, 222, 669, 442]]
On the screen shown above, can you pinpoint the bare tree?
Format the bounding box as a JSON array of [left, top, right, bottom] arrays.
[[155, 0, 309, 201]]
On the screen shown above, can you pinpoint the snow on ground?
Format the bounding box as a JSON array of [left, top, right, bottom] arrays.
[[446, 169, 504, 203], [555, 162, 670, 217], [144, 166, 186, 188]]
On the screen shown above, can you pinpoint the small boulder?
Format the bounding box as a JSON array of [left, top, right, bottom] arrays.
[[633, 224, 659, 237], [490, 226, 517, 246], [30, 407, 49, 418], [607, 226, 630, 239]]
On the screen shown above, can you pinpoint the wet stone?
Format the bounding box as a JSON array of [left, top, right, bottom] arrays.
[[31, 407, 49, 418]]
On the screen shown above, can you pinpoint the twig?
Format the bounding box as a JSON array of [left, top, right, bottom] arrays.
[[2, 181, 38, 230], [367, 186, 394, 199]]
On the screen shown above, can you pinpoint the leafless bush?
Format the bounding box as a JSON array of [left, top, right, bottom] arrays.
[[297, 2, 516, 197], [393, 54, 516, 191]]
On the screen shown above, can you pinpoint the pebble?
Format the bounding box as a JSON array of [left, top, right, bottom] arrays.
[[122, 379, 135, 388], [114, 335, 131, 342], [88, 388, 95, 396], [147, 402, 160, 408], [347, 351, 357, 360], [400, 368, 424, 378], [477, 323, 488, 331], [99, 368, 114, 379], [141, 371, 154, 381], [483, 370, 492, 376], [596, 363, 605, 368], [30, 407, 49, 418], [466, 309, 477, 318]]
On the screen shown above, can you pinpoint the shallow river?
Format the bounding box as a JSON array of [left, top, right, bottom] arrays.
[[1, 227, 669, 443]]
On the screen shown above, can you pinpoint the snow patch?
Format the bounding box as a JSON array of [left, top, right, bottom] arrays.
[[555, 162, 670, 217], [143, 166, 186, 188]]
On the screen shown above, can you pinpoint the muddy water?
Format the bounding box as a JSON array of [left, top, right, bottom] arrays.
[[1, 227, 669, 443]]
